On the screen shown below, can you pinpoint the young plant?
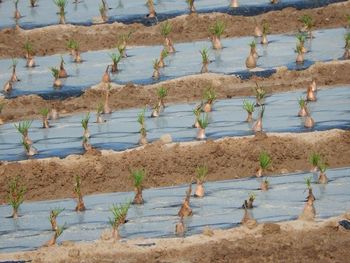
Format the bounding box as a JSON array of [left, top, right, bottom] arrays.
[[260, 177, 269, 191], [81, 113, 90, 139], [254, 83, 266, 106], [14, 0, 21, 20], [67, 39, 81, 63], [261, 21, 269, 44], [178, 182, 193, 217], [131, 169, 145, 205], [209, 20, 225, 49], [40, 108, 50, 128], [161, 20, 175, 53], [246, 41, 257, 69], [158, 49, 168, 68], [175, 216, 185, 236], [186, 0, 196, 13], [343, 33, 350, 59], [24, 41, 35, 67], [256, 151, 271, 177], [194, 165, 208, 198], [318, 162, 328, 184], [138, 108, 147, 145], [298, 97, 308, 117], [15, 120, 33, 145], [49, 208, 64, 231], [99, 2, 108, 22], [50, 67, 62, 88], [58, 56, 68, 78], [7, 176, 26, 218], [102, 65, 111, 83], [252, 105, 265, 133], [109, 202, 131, 239], [243, 100, 255, 122], [295, 44, 304, 64], [54, 0, 67, 24], [22, 139, 37, 156], [152, 59, 160, 80], [45, 224, 65, 246], [147, 0, 156, 18], [116, 31, 132, 58], [196, 113, 209, 140], [299, 15, 313, 38], [157, 86, 167, 109], [10, 59, 19, 82], [203, 87, 216, 112], [192, 103, 202, 128], [243, 192, 256, 209], [103, 84, 112, 114], [200, 48, 210, 73], [109, 53, 122, 73], [74, 175, 86, 211], [3, 80, 13, 93], [306, 83, 317, 102], [96, 103, 104, 123], [296, 33, 307, 53], [303, 104, 315, 128], [241, 201, 257, 227], [305, 176, 315, 202]]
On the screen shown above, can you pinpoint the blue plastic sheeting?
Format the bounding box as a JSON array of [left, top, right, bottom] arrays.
[[0, 167, 349, 253], [0, 85, 349, 161], [0, 28, 347, 99], [0, 0, 345, 29]]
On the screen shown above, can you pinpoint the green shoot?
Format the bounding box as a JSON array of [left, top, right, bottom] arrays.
[[97, 102, 104, 114], [50, 208, 64, 222], [262, 21, 269, 35], [24, 41, 34, 56], [255, 83, 266, 101], [248, 192, 256, 201], [137, 108, 145, 127], [203, 87, 216, 103], [9, 59, 18, 70], [295, 44, 303, 54], [109, 52, 122, 65], [198, 113, 209, 129], [157, 87, 167, 100], [160, 49, 168, 59], [309, 152, 321, 167], [243, 100, 255, 114], [299, 15, 313, 30], [14, 120, 32, 136], [249, 40, 256, 49], [7, 176, 26, 218], [67, 39, 79, 51], [345, 33, 350, 49], [193, 104, 201, 118], [153, 59, 160, 70], [200, 48, 210, 64], [50, 67, 59, 79], [209, 20, 225, 37], [40, 108, 49, 117], [81, 113, 90, 130], [131, 169, 145, 188], [74, 175, 83, 197], [296, 33, 306, 45], [109, 202, 131, 229], [318, 162, 327, 173], [54, 0, 67, 11], [160, 20, 172, 37], [305, 176, 312, 189], [259, 151, 271, 170], [196, 165, 208, 182], [298, 97, 306, 108]]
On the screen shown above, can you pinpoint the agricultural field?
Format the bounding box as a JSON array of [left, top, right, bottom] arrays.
[[0, 0, 350, 262]]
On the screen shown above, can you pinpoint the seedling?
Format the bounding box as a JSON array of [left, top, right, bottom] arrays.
[[151, 87, 167, 117], [81, 113, 90, 139], [15, 120, 33, 145], [260, 177, 269, 191], [96, 103, 104, 123], [161, 20, 175, 53], [241, 201, 257, 227], [203, 87, 216, 112], [296, 33, 307, 53], [14, 0, 21, 20], [254, 83, 266, 106], [295, 44, 304, 64], [299, 15, 313, 38], [256, 151, 271, 177], [116, 32, 132, 58], [131, 169, 145, 204], [343, 33, 350, 59], [22, 139, 37, 156], [82, 136, 92, 151], [318, 162, 328, 184], [152, 59, 161, 80], [186, 0, 196, 13], [67, 39, 81, 63], [50, 67, 62, 88], [304, 108, 315, 128], [103, 84, 112, 114], [10, 59, 19, 82], [209, 20, 225, 49], [196, 113, 208, 140], [194, 165, 208, 197], [102, 65, 111, 83], [138, 108, 147, 145], [243, 192, 256, 209], [192, 103, 202, 128], [109, 53, 122, 73], [40, 108, 50, 128], [175, 216, 185, 236], [99, 2, 108, 22], [254, 20, 262, 37], [74, 175, 86, 211], [24, 41, 35, 67], [147, 0, 156, 18], [3, 80, 12, 93], [243, 100, 255, 122], [158, 49, 168, 68], [7, 176, 26, 218], [59, 56, 68, 78], [45, 224, 65, 246], [246, 41, 257, 69], [54, 0, 67, 24], [299, 179, 316, 221], [49, 208, 64, 231], [306, 83, 317, 102], [178, 182, 193, 217], [109, 202, 131, 239], [261, 21, 269, 44], [252, 105, 265, 133], [298, 97, 308, 117], [200, 48, 210, 73], [305, 176, 315, 202]]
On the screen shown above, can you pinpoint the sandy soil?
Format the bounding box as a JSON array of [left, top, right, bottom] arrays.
[[0, 129, 349, 203], [0, 2, 349, 58], [1, 60, 350, 123], [1, 213, 350, 262]]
